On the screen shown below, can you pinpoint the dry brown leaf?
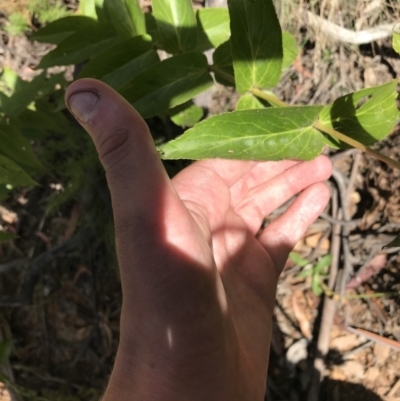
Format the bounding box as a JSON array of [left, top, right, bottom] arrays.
[[291, 290, 312, 339], [373, 342, 391, 366], [0, 207, 17, 225], [346, 253, 387, 289], [339, 360, 365, 380], [330, 333, 360, 352], [304, 232, 330, 250], [365, 366, 380, 383], [0, 383, 11, 401]]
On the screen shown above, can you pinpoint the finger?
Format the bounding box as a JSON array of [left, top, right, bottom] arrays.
[[229, 159, 300, 206], [193, 158, 258, 186], [65, 79, 213, 265], [258, 182, 331, 271], [172, 159, 300, 231], [234, 155, 332, 234]]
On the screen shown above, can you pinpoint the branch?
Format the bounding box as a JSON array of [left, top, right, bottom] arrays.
[[304, 11, 394, 45]]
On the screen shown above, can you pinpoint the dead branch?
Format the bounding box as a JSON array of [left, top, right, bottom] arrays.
[[304, 11, 394, 45]]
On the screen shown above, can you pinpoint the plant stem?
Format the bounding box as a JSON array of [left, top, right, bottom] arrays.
[[250, 87, 288, 108], [314, 120, 400, 171], [208, 65, 235, 84]]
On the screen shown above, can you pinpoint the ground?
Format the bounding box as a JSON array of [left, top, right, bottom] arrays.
[[1, 1, 400, 400]]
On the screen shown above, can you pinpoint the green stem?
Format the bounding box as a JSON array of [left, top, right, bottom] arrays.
[[209, 65, 235, 84], [314, 120, 400, 171], [320, 282, 399, 300], [250, 87, 288, 108]]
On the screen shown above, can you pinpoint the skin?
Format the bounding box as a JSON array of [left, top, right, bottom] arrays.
[[65, 79, 332, 401]]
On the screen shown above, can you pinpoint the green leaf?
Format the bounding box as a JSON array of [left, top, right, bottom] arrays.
[[0, 155, 37, 186], [11, 109, 61, 137], [314, 254, 332, 275], [228, 0, 283, 93], [393, 23, 400, 55], [78, 0, 108, 21], [104, 0, 145, 37], [169, 101, 203, 127], [312, 274, 323, 296], [1, 66, 19, 93], [282, 31, 299, 70], [289, 252, 310, 267], [145, 12, 158, 42], [120, 52, 213, 118], [0, 232, 17, 243], [160, 106, 325, 160], [37, 24, 120, 69], [79, 35, 159, 89], [152, 0, 197, 53], [212, 40, 235, 86], [78, 0, 97, 18], [0, 125, 44, 172], [196, 8, 230, 52], [0, 185, 10, 201], [297, 268, 313, 279], [30, 16, 97, 44], [1, 72, 65, 116], [319, 80, 399, 148], [0, 340, 12, 365], [236, 93, 269, 110]]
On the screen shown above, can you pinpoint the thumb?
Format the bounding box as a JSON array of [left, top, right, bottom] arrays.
[[65, 79, 211, 275], [65, 78, 172, 233]]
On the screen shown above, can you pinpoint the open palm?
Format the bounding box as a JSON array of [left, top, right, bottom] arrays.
[[66, 79, 332, 401]]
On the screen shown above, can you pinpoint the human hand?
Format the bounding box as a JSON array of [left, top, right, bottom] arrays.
[[65, 79, 332, 401]]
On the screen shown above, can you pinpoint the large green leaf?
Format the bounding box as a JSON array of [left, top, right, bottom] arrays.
[[79, 35, 159, 89], [104, 0, 145, 37], [282, 31, 299, 70], [212, 40, 235, 86], [228, 0, 283, 93], [169, 101, 203, 127], [319, 80, 399, 148], [120, 52, 213, 118], [160, 106, 325, 160], [30, 16, 97, 44], [10, 109, 60, 137], [1, 73, 65, 116], [0, 125, 43, 172], [37, 24, 120, 69], [0, 155, 37, 186], [152, 0, 197, 53], [196, 8, 230, 52]]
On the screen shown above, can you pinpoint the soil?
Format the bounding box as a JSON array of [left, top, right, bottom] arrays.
[[1, 1, 400, 401]]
